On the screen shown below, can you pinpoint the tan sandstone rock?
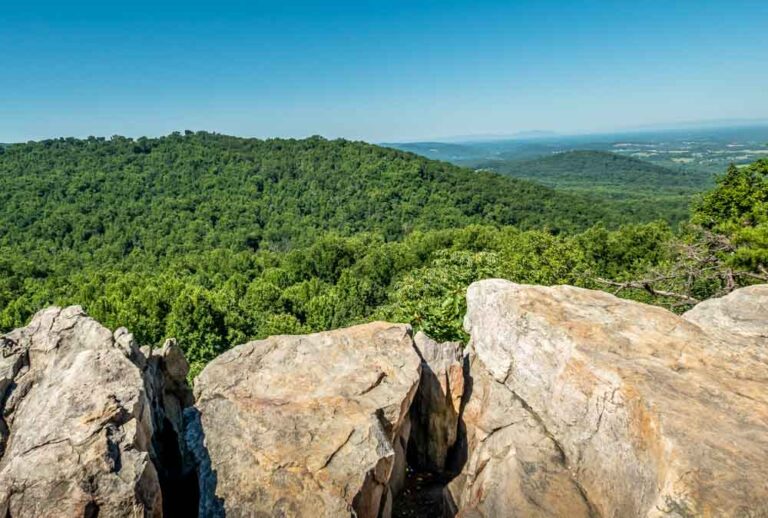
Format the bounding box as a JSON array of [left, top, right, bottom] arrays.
[[189, 322, 422, 518], [0, 306, 193, 518], [445, 348, 594, 518], [683, 284, 768, 347], [449, 280, 768, 517]]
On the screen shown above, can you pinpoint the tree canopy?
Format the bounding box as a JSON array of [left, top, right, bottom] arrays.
[[0, 133, 632, 263], [475, 150, 715, 225]]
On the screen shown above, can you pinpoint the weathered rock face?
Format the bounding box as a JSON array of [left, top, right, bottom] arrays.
[[407, 332, 465, 473], [0, 306, 193, 518], [450, 280, 768, 517], [445, 348, 593, 518], [189, 322, 421, 518], [683, 284, 768, 347], [143, 338, 198, 517]]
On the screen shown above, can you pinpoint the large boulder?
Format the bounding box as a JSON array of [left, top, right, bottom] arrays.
[[0, 306, 193, 518], [188, 322, 421, 518], [449, 280, 768, 517]]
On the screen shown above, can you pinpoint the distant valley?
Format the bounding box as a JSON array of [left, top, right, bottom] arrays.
[[384, 123, 768, 173], [385, 123, 768, 224]]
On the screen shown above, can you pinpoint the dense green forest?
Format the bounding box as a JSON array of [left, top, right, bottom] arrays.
[[0, 133, 765, 376], [478, 150, 711, 192], [475, 150, 714, 224], [0, 133, 625, 261]]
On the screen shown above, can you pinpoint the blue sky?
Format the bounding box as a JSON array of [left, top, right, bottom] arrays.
[[1, 0, 767, 142]]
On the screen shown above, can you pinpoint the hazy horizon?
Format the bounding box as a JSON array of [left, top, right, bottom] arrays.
[[4, 117, 768, 146], [2, 0, 767, 143]]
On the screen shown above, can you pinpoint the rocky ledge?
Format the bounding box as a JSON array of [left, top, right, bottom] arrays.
[[0, 281, 766, 517], [189, 322, 421, 518]]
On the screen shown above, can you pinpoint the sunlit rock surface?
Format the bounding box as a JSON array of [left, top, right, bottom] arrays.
[[448, 280, 768, 517], [189, 322, 421, 518], [0, 306, 193, 518]]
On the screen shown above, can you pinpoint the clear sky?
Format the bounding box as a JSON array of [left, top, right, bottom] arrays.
[[2, 0, 767, 142]]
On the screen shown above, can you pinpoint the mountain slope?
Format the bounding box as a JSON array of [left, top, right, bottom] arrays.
[[0, 133, 628, 264], [479, 150, 712, 190], [475, 150, 715, 224], [0, 133, 755, 372]]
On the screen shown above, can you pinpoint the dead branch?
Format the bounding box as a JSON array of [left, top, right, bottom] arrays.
[[596, 278, 700, 304]]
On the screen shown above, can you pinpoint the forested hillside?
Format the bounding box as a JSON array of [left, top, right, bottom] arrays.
[[481, 150, 710, 190], [476, 150, 714, 224], [0, 133, 623, 262], [0, 133, 764, 375]]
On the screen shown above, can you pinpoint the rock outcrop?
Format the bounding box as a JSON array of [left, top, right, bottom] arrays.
[[1, 282, 767, 517], [683, 284, 768, 347], [449, 280, 768, 517], [188, 322, 421, 518], [0, 306, 193, 518]]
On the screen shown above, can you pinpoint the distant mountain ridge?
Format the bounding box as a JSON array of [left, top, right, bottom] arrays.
[[384, 124, 768, 173], [378, 141, 484, 161]]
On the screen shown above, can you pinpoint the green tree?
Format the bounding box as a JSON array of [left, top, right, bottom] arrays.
[[693, 160, 768, 271], [381, 250, 504, 341], [166, 286, 227, 373]]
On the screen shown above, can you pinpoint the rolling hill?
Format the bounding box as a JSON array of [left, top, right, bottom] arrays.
[[385, 124, 768, 173], [0, 134, 636, 264], [0, 132, 759, 371], [477, 150, 712, 191], [475, 150, 715, 224], [0, 132, 665, 365]]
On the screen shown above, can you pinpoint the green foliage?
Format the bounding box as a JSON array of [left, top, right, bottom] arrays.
[[693, 160, 768, 270], [0, 133, 622, 264], [380, 250, 504, 341], [0, 221, 682, 363], [166, 286, 227, 367], [487, 150, 710, 191], [575, 221, 674, 279]]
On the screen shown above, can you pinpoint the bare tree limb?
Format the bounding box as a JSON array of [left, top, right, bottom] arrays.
[[739, 271, 768, 282], [596, 278, 700, 304]]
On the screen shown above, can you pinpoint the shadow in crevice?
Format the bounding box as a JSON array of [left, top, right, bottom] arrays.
[[83, 501, 100, 518], [183, 408, 226, 518], [441, 353, 473, 517], [392, 352, 473, 518], [154, 416, 200, 518]]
